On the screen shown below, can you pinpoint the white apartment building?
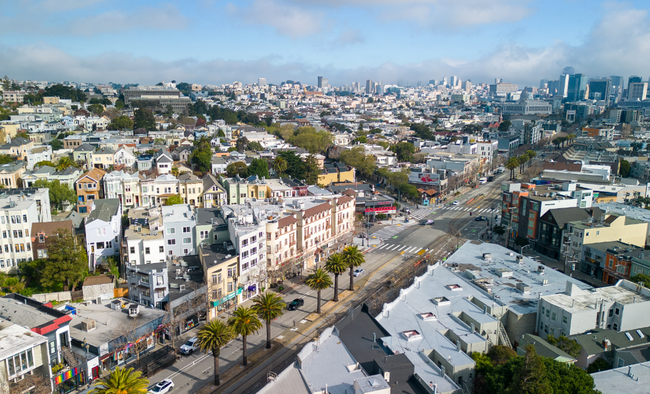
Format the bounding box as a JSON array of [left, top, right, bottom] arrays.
[[162, 205, 196, 258], [85, 199, 122, 270], [477, 141, 498, 164], [103, 170, 141, 208], [124, 207, 166, 266], [0, 188, 51, 272]]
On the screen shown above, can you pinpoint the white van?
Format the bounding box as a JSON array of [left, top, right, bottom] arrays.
[[479, 177, 488, 184]]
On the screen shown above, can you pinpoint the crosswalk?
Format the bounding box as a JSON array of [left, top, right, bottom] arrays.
[[409, 209, 433, 220], [438, 206, 500, 213], [372, 243, 430, 255]]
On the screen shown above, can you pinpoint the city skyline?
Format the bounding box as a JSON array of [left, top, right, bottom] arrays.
[[1, 0, 650, 87]]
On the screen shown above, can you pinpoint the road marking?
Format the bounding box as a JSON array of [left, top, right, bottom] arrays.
[[376, 244, 386, 250], [398, 245, 408, 251], [417, 249, 425, 255], [407, 246, 418, 253]]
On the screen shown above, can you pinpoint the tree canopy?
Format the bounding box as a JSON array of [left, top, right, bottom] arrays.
[[39, 229, 88, 291], [108, 115, 134, 131], [189, 137, 212, 173], [410, 123, 435, 140], [391, 141, 416, 162], [288, 127, 333, 154], [247, 158, 269, 179], [133, 108, 155, 130], [165, 194, 184, 205], [32, 179, 76, 210], [339, 147, 376, 177], [226, 161, 248, 178]]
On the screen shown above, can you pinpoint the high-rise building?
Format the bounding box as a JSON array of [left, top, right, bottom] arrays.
[[449, 75, 459, 88], [562, 66, 575, 75], [628, 82, 648, 101], [566, 74, 588, 102], [317, 76, 328, 89], [258, 78, 267, 86], [628, 75, 642, 89], [588, 78, 611, 105], [540, 79, 549, 89], [428, 79, 437, 85], [558, 74, 570, 98], [365, 79, 373, 94], [351, 82, 360, 93], [610, 76, 623, 88]]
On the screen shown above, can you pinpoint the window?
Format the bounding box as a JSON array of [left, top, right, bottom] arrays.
[[228, 267, 235, 277], [166, 228, 175, 234], [2, 231, 6, 239], [613, 323, 618, 330], [541, 306, 545, 315], [183, 248, 189, 254], [546, 309, 550, 318], [551, 312, 556, 321], [563, 316, 568, 324], [183, 237, 191, 244], [145, 247, 150, 254], [156, 276, 164, 285], [615, 308, 620, 315], [609, 309, 613, 317], [159, 246, 164, 253], [97, 242, 105, 249], [167, 239, 176, 245], [183, 227, 190, 233]]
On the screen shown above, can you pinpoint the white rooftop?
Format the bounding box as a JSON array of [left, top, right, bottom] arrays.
[[0, 319, 47, 358], [595, 202, 650, 224], [542, 279, 650, 314], [592, 360, 650, 394], [444, 241, 592, 315]]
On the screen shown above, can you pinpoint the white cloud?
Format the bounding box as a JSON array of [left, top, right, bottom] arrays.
[[69, 4, 188, 35], [227, 0, 323, 38], [333, 29, 364, 46]]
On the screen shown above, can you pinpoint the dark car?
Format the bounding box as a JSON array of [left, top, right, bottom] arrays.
[[474, 216, 488, 221], [487, 176, 494, 182], [287, 298, 304, 310]]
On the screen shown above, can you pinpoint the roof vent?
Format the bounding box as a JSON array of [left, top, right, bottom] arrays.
[[82, 319, 96, 332]]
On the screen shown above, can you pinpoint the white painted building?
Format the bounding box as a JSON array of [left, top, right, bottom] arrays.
[[84, 199, 122, 270]]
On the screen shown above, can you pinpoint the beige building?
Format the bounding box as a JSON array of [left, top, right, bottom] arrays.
[[200, 243, 241, 318], [91, 147, 115, 169], [566, 214, 648, 262], [0, 161, 26, 188], [266, 214, 298, 281], [178, 172, 204, 207], [43, 96, 59, 104]]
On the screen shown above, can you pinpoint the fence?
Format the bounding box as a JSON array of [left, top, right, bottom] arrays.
[[31, 291, 71, 303]]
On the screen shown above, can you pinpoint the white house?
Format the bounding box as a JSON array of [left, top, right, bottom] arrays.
[[25, 145, 52, 170], [113, 146, 136, 168], [84, 199, 122, 270]]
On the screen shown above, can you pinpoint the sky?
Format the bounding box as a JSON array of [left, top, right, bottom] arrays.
[[1, 0, 650, 87]]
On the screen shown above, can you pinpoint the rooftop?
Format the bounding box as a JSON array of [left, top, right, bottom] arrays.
[[542, 280, 650, 314], [0, 318, 48, 358], [196, 208, 226, 227], [592, 359, 650, 394], [162, 204, 195, 223], [445, 241, 592, 315], [86, 199, 120, 224], [199, 242, 238, 268]]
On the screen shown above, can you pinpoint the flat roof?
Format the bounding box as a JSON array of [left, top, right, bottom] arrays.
[[445, 241, 592, 315], [0, 319, 48, 358], [542, 281, 650, 313], [592, 359, 650, 394], [595, 202, 650, 224]]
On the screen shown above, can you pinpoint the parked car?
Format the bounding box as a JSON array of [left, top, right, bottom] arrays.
[[487, 176, 494, 182], [452, 200, 459, 205], [353, 268, 365, 277], [474, 216, 488, 221], [180, 337, 199, 355], [148, 379, 174, 394], [479, 177, 487, 184], [287, 298, 304, 310]]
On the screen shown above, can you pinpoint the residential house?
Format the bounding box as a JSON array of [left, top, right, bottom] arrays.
[[123, 207, 165, 267], [265, 212, 298, 282], [172, 146, 192, 163], [194, 208, 229, 250], [162, 205, 196, 258], [318, 162, 355, 186], [536, 207, 602, 259], [63, 135, 83, 150], [25, 145, 52, 170], [222, 175, 268, 205], [281, 177, 308, 197], [0, 188, 52, 272], [0, 318, 53, 394], [72, 144, 95, 167], [136, 154, 154, 172], [155, 150, 173, 175], [30, 220, 74, 261], [574, 327, 650, 369], [21, 166, 81, 190], [0, 161, 26, 188], [0, 137, 34, 160], [199, 242, 240, 318], [516, 333, 576, 364], [586, 241, 646, 284], [113, 146, 136, 168], [210, 155, 227, 175], [84, 199, 122, 270], [126, 262, 169, 309], [103, 170, 141, 208], [201, 173, 227, 208], [75, 168, 107, 213], [178, 172, 203, 207], [91, 147, 114, 170]]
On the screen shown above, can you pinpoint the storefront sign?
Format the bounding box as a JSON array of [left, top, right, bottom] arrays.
[[365, 206, 396, 213], [211, 288, 243, 307], [54, 367, 79, 385]]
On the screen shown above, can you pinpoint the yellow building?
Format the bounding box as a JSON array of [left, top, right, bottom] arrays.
[[43, 96, 60, 104], [317, 164, 355, 186], [200, 243, 241, 318], [178, 172, 204, 207]]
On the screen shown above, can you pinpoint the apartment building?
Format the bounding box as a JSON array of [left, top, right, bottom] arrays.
[[162, 205, 196, 258], [0, 188, 52, 272], [0, 161, 26, 188], [75, 168, 107, 213], [265, 213, 298, 281], [539, 280, 650, 338], [0, 319, 52, 394], [126, 262, 169, 309], [124, 207, 165, 266], [223, 175, 268, 205], [25, 145, 52, 170], [178, 172, 203, 207], [585, 241, 646, 285], [194, 208, 229, 250], [102, 170, 141, 208], [0, 137, 33, 160], [1, 91, 25, 103], [92, 147, 114, 169], [199, 242, 240, 318], [201, 173, 227, 208], [85, 199, 122, 270], [537, 207, 601, 259]]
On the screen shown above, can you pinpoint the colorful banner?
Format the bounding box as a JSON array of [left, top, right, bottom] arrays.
[[54, 367, 78, 385], [365, 206, 396, 213]]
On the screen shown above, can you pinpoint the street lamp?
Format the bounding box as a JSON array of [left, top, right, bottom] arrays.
[[520, 244, 530, 255]]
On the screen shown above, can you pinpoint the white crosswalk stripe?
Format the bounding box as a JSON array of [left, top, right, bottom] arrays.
[[376, 244, 387, 249], [398, 245, 408, 251]]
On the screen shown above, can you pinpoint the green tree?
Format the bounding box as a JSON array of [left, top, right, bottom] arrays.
[[216, 129, 226, 138], [409, 123, 434, 140], [235, 137, 249, 153], [252, 292, 286, 349], [517, 153, 529, 174], [0, 154, 14, 164], [586, 357, 611, 373], [108, 115, 134, 131], [542, 357, 598, 394], [32, 179, 76, 210], [133, 108, 155, 130], [391, 141, 416, 162], [620, 159, 631, 177], [164, 104, 174, 118], [88, 103, 104, 115], [40, 229, 87, 291], [288, 127, 333, 154], [165, 194, 183, 205], [228, 306, 263, 366], [246, 141, 264, 151], [506, 157, 519, 180], [305, 268, 333, 314], [498, 120, 512, 132], [545, 335, 581, 358], [247, 158, 269, 179], [197, 319, 234, 386], [56, 156, 76, 170], [50, 139, 63, 151], [339, 147, 376, 177], [630, 273, 650, 285], [304, 155, 320, 185], [226, 161, 248, 178], [190, 137, 212, 173], [325, 253, 347, 302], [15, 132, 30, 140], [493, 225, 505, 236], [525, 150, 536, 169], [273, 157, 287, 176], [277, 151, 306, 180], [507, 345, 551, 394], [89, 366, 149, 394], [342, 245, 364, 291]]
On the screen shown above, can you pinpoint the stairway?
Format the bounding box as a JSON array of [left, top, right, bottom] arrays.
[[498, 322, 513, 348], [61, 346, 78, 367]]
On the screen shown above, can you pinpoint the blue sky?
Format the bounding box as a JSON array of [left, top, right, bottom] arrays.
[[1, 0, 650, 87]]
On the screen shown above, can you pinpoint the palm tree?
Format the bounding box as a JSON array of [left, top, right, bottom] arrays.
[[517, 154, 528, 174], [506, 157, 519, 180], [171, 166, 179, 177], [342, 245, 364, 291], [252, 292, 286, 349], [228, 306, 263, 366], [325, 253, 347, 302], [89, 366, 149, 394], [197, 319, 234, 386], [305, 268, 333, 313], [56, 156, 75, 171], [273, 157, 287, 176], [525, 150, 536, 169]]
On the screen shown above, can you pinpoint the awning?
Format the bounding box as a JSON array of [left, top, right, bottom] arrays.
[[210, 287, 243, 307], [247, 285, 256, 292]]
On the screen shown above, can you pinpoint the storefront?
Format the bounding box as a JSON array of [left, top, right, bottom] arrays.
[[210, 288, 243, 318], [54, 366, 83, 394]]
